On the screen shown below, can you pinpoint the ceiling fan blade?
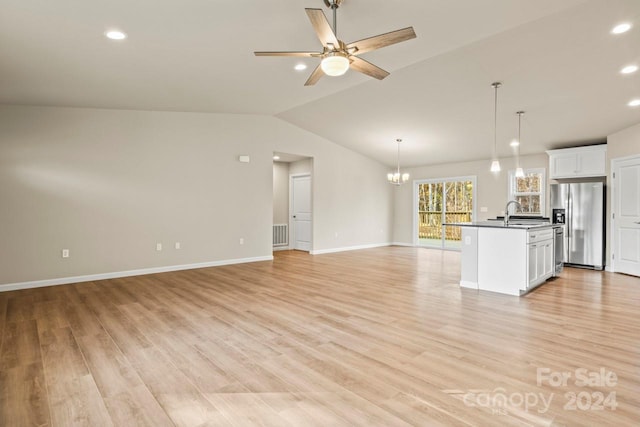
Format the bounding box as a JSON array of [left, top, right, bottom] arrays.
[[305, 8, 339, 47], [349, 56, 389, 80], [304, 64, 325, 86], [347, 27, 416, 55], [254, 51, 321, 57]]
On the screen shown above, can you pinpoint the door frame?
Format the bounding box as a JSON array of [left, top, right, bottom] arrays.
[[412, 175, 477, 249], [610, 154, 640, 273], [289, 173, 313, 252]]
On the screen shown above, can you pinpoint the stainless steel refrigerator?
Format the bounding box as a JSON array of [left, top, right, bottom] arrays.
[[550, 182, 605, 270]]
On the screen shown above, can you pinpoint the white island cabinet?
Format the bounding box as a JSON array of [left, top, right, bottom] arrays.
[[451, 222, 558, 296]]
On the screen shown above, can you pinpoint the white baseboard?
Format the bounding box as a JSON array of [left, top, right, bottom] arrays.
[[272, 246, 290, 252], [310, 243, 391, 255], [460, 280, 479, 289], [391, 242, 415, 247], [0, 255, 274, 293], [605, 265, 614, 273]]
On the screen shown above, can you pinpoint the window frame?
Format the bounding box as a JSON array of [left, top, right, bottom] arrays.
[[507, 168, 546, 217]]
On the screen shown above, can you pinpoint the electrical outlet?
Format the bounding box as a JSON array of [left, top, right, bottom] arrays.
[[335, 232, 338, 238], [239, 238, 244, 245], [480, 207, 488, 213], [156, 243, 162, 251], [61, 249, 69, 258], [175, 242, 181, 250]]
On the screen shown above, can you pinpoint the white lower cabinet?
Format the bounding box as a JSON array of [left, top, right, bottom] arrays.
[[526, 230, 554, 290]]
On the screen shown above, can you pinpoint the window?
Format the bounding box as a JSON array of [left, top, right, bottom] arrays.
[[508, 168, 545, 216]]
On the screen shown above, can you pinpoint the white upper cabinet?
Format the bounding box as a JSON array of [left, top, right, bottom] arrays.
[[546, 145, 607, 179]]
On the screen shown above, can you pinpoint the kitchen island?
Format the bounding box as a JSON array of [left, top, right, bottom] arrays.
[[445, 221, 561, 296]]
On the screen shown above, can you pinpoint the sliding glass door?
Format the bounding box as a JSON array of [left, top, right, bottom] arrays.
[[415, 176, 476, 249]]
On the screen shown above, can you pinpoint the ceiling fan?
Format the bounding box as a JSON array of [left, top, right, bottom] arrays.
[[254, 0, 416, 86]]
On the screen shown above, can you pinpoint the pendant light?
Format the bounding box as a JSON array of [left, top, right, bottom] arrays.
[[515, 111, 525, 178], [490, 82, 502, 172], [387, 138, 409, 185]]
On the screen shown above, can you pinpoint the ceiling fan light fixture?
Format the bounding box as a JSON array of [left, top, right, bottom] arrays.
[[321, 52, 350, 76]]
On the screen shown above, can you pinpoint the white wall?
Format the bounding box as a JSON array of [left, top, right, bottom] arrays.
[[393, 153, 548, 244], [289, 158, 312, 176], [608, 122, 640, 160], [272, 162, 289, 225], [0, 105, 393, 287], [606, 121, 640, 268]]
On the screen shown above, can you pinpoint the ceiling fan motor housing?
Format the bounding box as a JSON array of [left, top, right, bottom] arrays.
[[323, 0, 343, 9]]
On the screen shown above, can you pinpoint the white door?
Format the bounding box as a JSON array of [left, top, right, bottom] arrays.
[[613, 156, 640, 276], [291, 175, 312, 252]]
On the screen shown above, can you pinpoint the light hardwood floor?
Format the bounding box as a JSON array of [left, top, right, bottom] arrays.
[[1, 247, 639, 426]]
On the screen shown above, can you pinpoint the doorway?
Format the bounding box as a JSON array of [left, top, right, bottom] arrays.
[[272, 153, 313, 253], [612, 155, 640, 277], [413, 176, 476, 249]]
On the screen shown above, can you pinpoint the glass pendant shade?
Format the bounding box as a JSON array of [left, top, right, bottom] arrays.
[[490, 160, 501, 172], [515, 167, 525, 178], [321, 53, 349, 76]]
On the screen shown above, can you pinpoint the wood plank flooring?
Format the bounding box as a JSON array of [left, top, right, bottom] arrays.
[[1, 247, 639, 426]]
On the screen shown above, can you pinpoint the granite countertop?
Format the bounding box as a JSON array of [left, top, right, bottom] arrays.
[[443, 221, 561, 230]]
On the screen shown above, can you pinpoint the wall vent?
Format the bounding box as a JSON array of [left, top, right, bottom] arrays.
[[273, 224, 288, 247]]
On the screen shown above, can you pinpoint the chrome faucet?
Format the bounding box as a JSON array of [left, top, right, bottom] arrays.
[[504, 200, 522, 226]]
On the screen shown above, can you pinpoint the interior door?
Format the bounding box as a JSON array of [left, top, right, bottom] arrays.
[[613, 157, 640, 276], [291, 175, 312, 252]]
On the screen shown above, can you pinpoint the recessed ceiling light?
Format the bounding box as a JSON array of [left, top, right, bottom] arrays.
[[294, 64, 307, 71], [273, 155, 281, 160], [611, 23, 632, 34], [621, 65, 638, 74], [105, 30, 127, 40], [629, 99, 640, 107], [510, 140, 520, 147]]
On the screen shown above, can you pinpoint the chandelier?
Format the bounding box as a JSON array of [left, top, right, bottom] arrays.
[[387, 138, 409, 185]]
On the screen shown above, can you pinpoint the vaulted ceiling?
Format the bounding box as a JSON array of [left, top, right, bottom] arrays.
[[1, 0, 638, 166]]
